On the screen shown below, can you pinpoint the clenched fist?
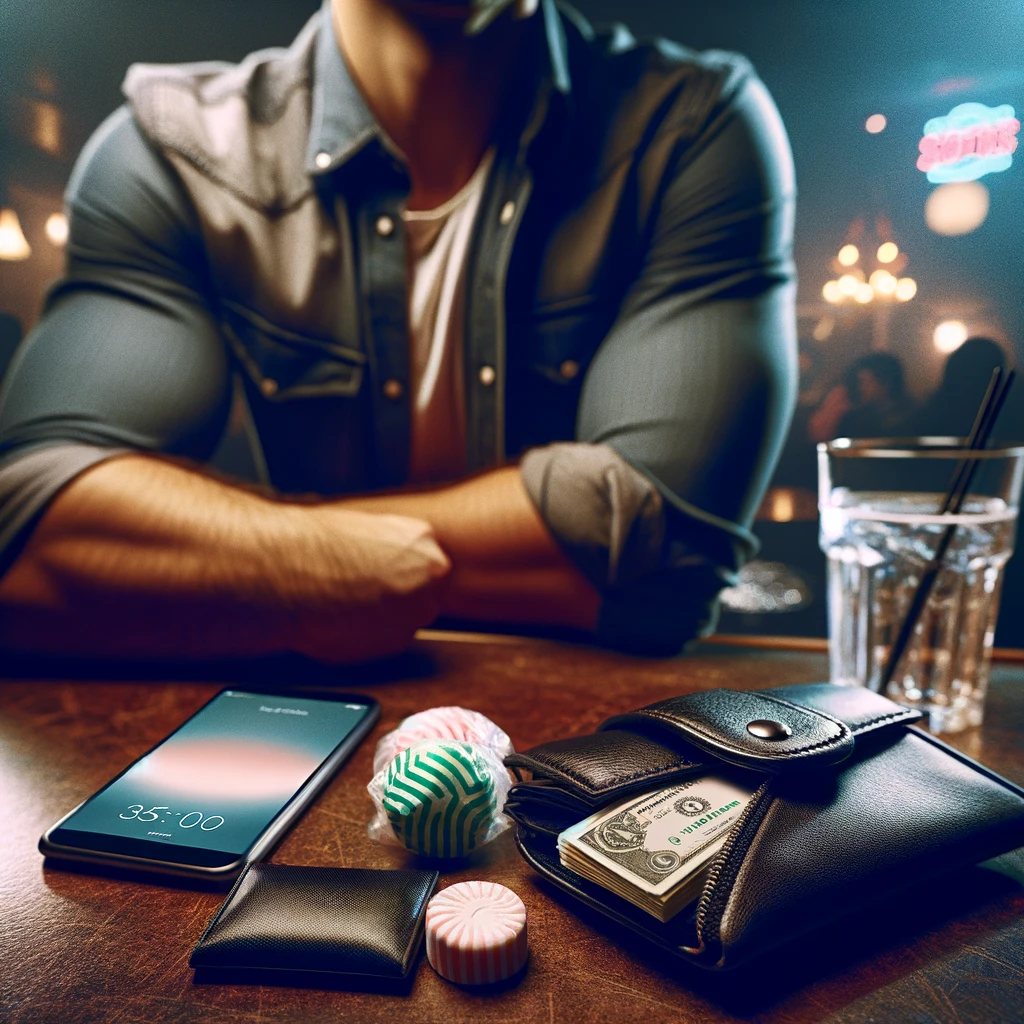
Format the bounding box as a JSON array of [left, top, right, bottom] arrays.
[[0, 455, 450, 662], [280, 506, 451, 663]]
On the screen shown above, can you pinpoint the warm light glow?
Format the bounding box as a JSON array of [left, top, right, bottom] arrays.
[[855, 283, 874, 304], [45, 212, 68, 246], [837, 244, 860, 266], [934, 320, 968, 354], [822, 280, 843, 303], [0, 208, 31, 261], [30, 100, 62, 156], [895, 278, 917, 301], [925, 180, 989, 235], [813, 316, 835, 341], [869, 269, 898, 295], [770, 490, 795, 522], [838, 274, 860, 296], [865, 114, 887, 134], [877, 242, 899, 263]]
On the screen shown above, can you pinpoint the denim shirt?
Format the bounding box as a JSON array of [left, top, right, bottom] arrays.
[[0, 0, 797, 652]]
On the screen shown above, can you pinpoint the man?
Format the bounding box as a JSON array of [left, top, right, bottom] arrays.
[[0, 0, 796, 661]]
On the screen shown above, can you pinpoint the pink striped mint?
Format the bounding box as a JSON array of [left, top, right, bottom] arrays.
[[373, 707, 513, 776], [425, 880, 528, 985]]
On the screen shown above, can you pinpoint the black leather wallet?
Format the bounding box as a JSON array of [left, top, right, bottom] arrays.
[[504, 683, 1024, 970], [190, 864, 438, 981]]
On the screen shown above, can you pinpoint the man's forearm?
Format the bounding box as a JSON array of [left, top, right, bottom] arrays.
[[0, 454, 448, 660], [334, 465, 601, 631]]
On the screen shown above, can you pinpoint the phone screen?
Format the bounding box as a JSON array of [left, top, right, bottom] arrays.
[[51, 690, 373, 861]]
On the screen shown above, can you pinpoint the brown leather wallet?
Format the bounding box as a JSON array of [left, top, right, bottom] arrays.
[[504, 683, 1024, 970]]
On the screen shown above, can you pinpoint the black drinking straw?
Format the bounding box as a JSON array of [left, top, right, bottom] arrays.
[[873, 367, 1015, 694]]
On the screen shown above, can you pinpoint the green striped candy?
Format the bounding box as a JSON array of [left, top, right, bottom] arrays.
[[382, 740, 497, 858]]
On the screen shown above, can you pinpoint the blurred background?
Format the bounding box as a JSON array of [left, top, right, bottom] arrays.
[[1, 0, 1022, 643]]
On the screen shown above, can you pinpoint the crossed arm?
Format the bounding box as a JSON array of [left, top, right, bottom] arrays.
[[0, 454, 596, 660]]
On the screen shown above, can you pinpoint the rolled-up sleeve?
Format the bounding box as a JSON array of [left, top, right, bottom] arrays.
[[521, 68, 797, 654], [0, 106, 230, 577]]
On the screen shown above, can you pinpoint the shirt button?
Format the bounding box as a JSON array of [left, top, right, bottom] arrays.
[[382, 378, 403, 400], [260, 378, 279, 397], [499, 201, 515, 226], [560, 359, 580, 380], [375, 215, 395, 237], [478, 365, 496, 386], [314, 151, 332, 170]]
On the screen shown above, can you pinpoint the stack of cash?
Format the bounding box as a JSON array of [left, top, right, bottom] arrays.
[[557, 775, 755, 923]]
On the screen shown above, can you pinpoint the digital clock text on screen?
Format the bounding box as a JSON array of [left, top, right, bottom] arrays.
[[118, 804, 225, 837]]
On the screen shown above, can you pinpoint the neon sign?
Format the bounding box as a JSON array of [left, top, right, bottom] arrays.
[[917, 103, 1019, 183]]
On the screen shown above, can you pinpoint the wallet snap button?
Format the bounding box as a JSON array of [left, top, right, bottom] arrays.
[[746, 719, 792, 740]]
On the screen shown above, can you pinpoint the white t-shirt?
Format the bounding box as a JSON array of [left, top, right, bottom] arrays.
[[402, 150, 494, 483]]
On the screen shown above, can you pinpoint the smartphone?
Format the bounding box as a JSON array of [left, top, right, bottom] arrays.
[[39, 688, 380, 882]]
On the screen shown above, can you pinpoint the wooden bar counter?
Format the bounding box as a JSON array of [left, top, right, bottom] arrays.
[[3, 632, 1023, 1024]]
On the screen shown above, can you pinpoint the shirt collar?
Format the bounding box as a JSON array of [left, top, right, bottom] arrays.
[[305, 0, 571, 177]]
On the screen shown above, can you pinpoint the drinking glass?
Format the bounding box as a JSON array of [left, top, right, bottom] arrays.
[[817, 437, 1024, 733]]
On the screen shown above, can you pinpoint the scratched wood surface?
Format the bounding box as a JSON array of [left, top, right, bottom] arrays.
[[2, 635, 1023, 1024]]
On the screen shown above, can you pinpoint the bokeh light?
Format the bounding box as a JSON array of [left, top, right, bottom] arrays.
[[877, 242, 899, 263], [838, 274, 860, 296], [855, 283, 874, 304], [0, 208, 31, 261], [837, 244, 860, 266], [925, 181, 989, 235], [869, 269, 898, 295], [822, 281, 842, 303], [865, 114, 887, 134], [813, 316, 835, 340], [895, 278, 917, 301], [934, 320, 968, 354], [45, 212, 68, 246]]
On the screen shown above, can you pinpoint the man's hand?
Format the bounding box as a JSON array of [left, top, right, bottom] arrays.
[[283, 508, 450, 662], [0, 456, 450, 662], [335, 465, 601, 632]]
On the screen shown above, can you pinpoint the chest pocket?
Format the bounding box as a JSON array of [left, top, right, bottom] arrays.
[[521, 293, 615, 387], [505, 292, 619, 455], [220, 300, 365, 402]]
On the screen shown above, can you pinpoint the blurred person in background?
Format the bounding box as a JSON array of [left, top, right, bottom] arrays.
[[835, 352, 910, 439], [0, 0, 796, 662], [808, 353, 910, 442], [905, 337, 1016, 441]]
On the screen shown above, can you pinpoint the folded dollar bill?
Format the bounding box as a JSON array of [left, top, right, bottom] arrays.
[[557, 775, 755, 923]]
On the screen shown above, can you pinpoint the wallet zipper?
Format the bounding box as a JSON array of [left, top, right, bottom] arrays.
[[687, 778, 774, 963]]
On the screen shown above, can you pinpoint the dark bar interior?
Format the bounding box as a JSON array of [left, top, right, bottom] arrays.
[[2, 3, 1023, 1022]]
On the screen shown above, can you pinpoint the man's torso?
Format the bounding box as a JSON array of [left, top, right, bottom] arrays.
[[119, 1, 758, 495]]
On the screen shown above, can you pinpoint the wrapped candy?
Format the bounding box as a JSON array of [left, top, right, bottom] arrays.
[[367, 707, 514, 858], [371, 706, 513, 775]]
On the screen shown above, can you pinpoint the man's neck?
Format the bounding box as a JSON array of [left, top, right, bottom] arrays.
[[332, 0, 532, 211]]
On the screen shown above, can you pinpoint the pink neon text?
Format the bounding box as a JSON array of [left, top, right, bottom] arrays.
[[917, 118, 1020, 172]]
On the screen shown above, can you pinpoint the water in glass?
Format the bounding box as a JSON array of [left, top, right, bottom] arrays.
[[821, 488, 1016, 732]]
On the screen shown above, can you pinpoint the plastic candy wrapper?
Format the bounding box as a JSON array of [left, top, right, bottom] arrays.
[[371, 706, 513, 774], [367, 707, 515, 857]]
